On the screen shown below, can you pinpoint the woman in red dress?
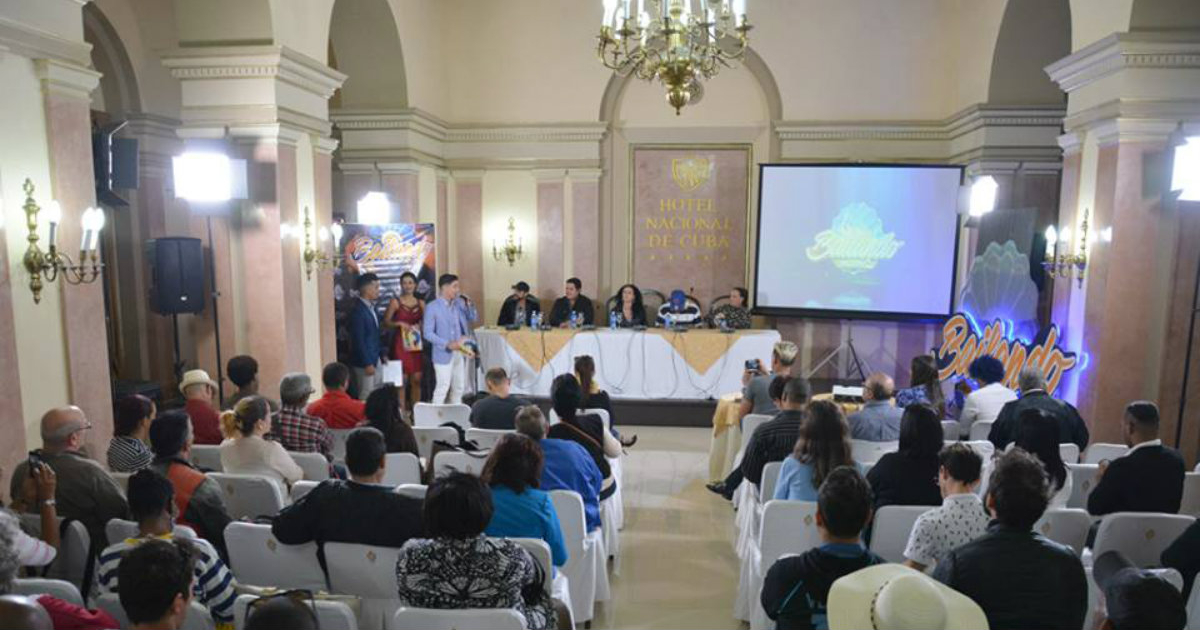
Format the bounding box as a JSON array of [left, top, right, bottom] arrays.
[[384, 272, 425, 411]]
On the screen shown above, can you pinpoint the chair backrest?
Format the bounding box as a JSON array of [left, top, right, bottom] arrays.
[[209, 473, 287, 520], [968, 421, 993, 442], [959, 440, 996, 461], [95, 592, 214, 630], [11, 578, 83, 606], [758, 500, 821, 567], [432, 450, 487, 478], [1082, 442, 1130, 465], [868, 505, 934, 563], [291, 480, 319, 502], [849, 440, 899, 464], [413, 427, 459, 462], [19, 514, 90, 588], [940, 421, 960, 440], [329, 429, 355, 461], [234, 594, 359, 630], [190, 444, 224, 471], [104, 519, 197, 547], [740, 414, 774, 452], [1033, 508, 1092, 556], [759, 460, 784, 503], [224, 522, 328, 591], [509, 538, 554, 596], [1187, 570, 1200, 630], [325, 541, 405, 627], [1059, 443, 1080, 464], [395, 484, 427, 499], [1180, 472, 1200, 517], [465, 428, 513, 450], [549, 490, 587, 559], [390, 607, 526, 630], [109, 472, 132, 493], [1092, 512, 1196, 567], [381, 452, 423, 487], [1065, 463, 1100, 510], [414, 403, 472, 430], [291, 451, 331, 481]]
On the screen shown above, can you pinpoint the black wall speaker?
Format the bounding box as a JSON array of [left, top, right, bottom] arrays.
[[147, 237, 205, 315]]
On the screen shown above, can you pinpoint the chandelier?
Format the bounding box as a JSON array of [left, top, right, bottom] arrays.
[[598, 0, 751, 115]]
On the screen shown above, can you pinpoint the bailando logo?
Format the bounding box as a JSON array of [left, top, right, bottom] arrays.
[[937, 312, 1079, 396], [805, 202, 904, 274], [348, 229, 430, 265]]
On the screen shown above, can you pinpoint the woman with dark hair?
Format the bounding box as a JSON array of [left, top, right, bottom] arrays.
[[610, 284, 646, 327], [108, 394, 157, 472], [866, 403, 944, 509], [547, 374, 618, 499], [774, 400, 857, 501], [218, 396, 302, 493], [1013, 408, 1071, 507], [956, 355, 1017, 438], [896, 354, 947, 418], [383, 271, 425, 410], [482, 434, 568, 568], [708, 287, 752, 330], [574, 355, 637, 447], [364, 384, 420, 457]]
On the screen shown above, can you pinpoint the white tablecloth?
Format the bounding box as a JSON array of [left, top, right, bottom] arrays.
[[476, 328, 782, 400]]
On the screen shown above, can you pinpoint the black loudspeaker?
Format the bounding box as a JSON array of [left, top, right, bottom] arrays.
[[147, 237, 205, 315]]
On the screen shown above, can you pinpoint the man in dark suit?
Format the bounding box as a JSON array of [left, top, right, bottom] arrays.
[[348, 272, 384, 400], [548, 277, 594, 327], [496, 281, 541, 327], [1088, 400, 1185, 516], [988, 366, 1089, 450]]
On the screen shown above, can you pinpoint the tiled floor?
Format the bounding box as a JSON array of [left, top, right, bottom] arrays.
[[592, 426, 745, 630]]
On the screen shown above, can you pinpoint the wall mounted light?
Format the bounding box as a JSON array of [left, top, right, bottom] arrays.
[[1173, 136, 1200, 202], [492, 217, 524, 266], [301, 206, 344, 279], [1043, 208, 1091, 288], [20, 179, 106, 304], [969, 176, 999, 218]]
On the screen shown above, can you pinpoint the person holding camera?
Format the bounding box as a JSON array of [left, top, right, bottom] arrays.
[[739, 341, 799, 423], [2, 461, 59, 568]]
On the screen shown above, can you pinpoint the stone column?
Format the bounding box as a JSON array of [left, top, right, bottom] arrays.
[[452, 171, 485, 322], [436, 170, 450, 275], [314, 137, 339, 366], [533, 170, 567, 305], [569, 169, 603, 299], [380, 162, 421, 225], [338, 162, 378, 222]]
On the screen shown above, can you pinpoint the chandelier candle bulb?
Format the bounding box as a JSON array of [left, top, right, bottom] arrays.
[[44, 200, 61, 250]]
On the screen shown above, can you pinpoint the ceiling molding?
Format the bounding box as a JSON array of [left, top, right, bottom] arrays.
[[1046, 32, 1200, 94]]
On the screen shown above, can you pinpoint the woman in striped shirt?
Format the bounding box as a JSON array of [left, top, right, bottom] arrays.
[[108, 395, 156, 473]]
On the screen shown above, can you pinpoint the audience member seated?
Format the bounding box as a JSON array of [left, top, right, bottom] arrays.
[[761, 467, 883, 630], [224, 355, 278, 412], [0, 594, 54, 630], [498, 281, 541, 327], [307, 362, 366, 429], [117, 538, 196, 630], [180, 369, 223, 445], [777, 398, 857, 502], [363, 384, 420, 457], [1162, 518, 1200, 598], [1012, 408, 1071, 508], [549, 277, 594, 328], [740, 341, 799, 421], [933, 449, 1086, 630], [219, 397, 303, 494], [847, 373, 904, 442], [515, 406, 603, 532], [548, 374, 619, 500], [826, 564, 989, 630], [8, 406, 128, 549], [149, 411, 233, 558], [482, 434, 568, 568], [108, 394, 156, 472], [470, 368, 532, 430], [611, 284, 648, 328], [708, 287, 752, 330], [244, 593, 319, 630], [708, 375, 802, 499], [270, 373, 335, 462], [395, 472, 559, 630], [902, 443, 988, 572], [99, 470, 237, 629], [866, 403, 944, 509], [577, 355, 636, 447], [989, 366, 1089, 451], [1088, 400, 1185, 516], [955, 355, 1015, 438], [273, 427, 423, 547], [895, 355, 946, 418], [655, 289, 702, 327], [4, 458, 59, 568], [1094, 550, 1187, 630]]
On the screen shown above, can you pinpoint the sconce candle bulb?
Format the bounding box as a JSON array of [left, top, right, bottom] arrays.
[[20, 179, 105, 304], [302, 206, 344, 279]]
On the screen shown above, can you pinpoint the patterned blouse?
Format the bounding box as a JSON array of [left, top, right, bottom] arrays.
[[395, 536, 556, 630], [902, 493, 991, 567], [709, 304, 752, 330]]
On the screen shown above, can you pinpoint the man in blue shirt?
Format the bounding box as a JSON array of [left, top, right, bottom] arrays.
[[514, 405, 603, 532], [348, 273, 383, 400], [423, 273, 478, 404], [847, 373, 904, 442]]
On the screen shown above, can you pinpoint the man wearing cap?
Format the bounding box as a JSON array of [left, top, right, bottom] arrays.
[[497, 281, 541, 327], [180, 369, 222, 445], [655, 289, 702, 327], [270, 373, 335, 462], [1094, 550, 1187, 630]]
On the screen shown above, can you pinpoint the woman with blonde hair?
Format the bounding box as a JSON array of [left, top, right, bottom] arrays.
[[218, 396, 303, 494]]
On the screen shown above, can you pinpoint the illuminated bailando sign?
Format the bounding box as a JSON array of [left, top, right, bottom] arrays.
[[937, 312, 1080, 396], [805, 202, 905, 274]]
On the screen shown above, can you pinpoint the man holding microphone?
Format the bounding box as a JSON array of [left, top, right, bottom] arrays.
[[423, 273, 479, 404]]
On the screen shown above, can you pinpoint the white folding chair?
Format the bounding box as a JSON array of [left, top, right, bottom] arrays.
[[850, 440, 899, 464], [233, 594, 358, 630], [109, 472, 132, 492], [1187, 571, 1200, 630], [105, 519, 196, 546], [1065, 463, 1100, 510], [550, 490, 609, 624], [735, 414, 774, 466], [1059, 443, 1081, 464], [432, 451, 487, 477], [413, 403, 471, 430], [291, 480, 319, 502], [1082, 443, 1130, 465], [1092, 512, 1195, 568], [509, 538, 574, 629], [465, 428, 512, 450], [413, 427, 458, 462], [11, 578, 83, 606], [381, 452, 423, 487], [869, 505, 934, 563], [326, 542, 406, 628], [190, 444, 224, 471], [329, 429, 355, 461], [736, 460, 783, 562], [734, 500, 820, 627], [1180, 472, 1200, 516], [960, 440, 996, 461], [1033, 508, 1092, 556], [224, 522, 327, 590], [599, 491, 622, 574], [389, 607, 525, 630], [291, 451, 331, 481], [1084, 567, 1185, 630], [19, 515, 90, 590], [968, 421, 993, 442], [395, 484, 427, 499], [759, 461, 784, 504], [941, 420, 960, 440], [96, 592, 214, 630], [209, 473, 287, 520]]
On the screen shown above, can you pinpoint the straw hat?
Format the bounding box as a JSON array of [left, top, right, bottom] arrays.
[[178, 369, 218, 394], [827, 564, 988, 630]]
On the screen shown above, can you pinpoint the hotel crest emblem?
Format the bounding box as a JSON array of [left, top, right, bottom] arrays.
[[672, 156, 713, 192]]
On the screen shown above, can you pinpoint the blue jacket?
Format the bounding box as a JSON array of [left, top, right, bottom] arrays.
[[485, 486, 568, 568], [540, 438, 603, 532], [349, 299, 381, 368]]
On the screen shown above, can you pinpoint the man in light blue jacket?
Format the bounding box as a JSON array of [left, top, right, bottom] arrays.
[[423, 273, 478, 404]]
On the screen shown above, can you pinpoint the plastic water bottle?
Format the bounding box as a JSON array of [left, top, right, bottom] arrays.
[[569, 311, 578, 329], [609, 310, 619, 330], [531, 312, 541, 330]]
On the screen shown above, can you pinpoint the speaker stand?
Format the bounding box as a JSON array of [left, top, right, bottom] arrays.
[[805, 321, 871, 382], [171, 313, 185, 388], [206, 216, 226, 403]]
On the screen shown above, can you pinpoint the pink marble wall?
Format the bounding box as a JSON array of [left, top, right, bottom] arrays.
[[536, 181, 565, 304], [340, 171, 375, 222], [572, 180, 601, 302], [315, 151, 337, 365], [383, 171, 419, 225], [135, 173, 176, 391], [436, 178, 448, 277], [0, 173, 26, 495], [277, 145, 306, 374], [773, 318, 939, 384], [454, 179, 484, 322]]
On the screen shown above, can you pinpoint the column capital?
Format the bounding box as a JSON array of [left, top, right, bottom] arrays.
[[568, 168, 604, 182], [337, 161, 378, 175], [228, 123, 308, 148], [451, 169, 486, 182], [532, 168, 568, 183], [1057, 132, 1084, 156], [314, 136, 339, 156], [378, 161, 422, 175], [0, 14, 91, 67], [34, 58, 100, 102], [1092, 118, 1181, 147]]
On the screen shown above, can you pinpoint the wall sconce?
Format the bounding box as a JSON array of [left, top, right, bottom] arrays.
[[1043, 207, 1091, 289], [301, 206, 344, 279], [492, 217, 524, 266], [21, 179, 106, 304]]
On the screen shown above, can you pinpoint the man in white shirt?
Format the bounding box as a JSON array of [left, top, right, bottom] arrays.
[[903, 443, 989, 572], [956, 355, 1016, 439]]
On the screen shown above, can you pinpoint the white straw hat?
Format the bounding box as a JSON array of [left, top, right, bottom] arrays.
[[827, 564, 988, 630], [178, 369, 218, 394]]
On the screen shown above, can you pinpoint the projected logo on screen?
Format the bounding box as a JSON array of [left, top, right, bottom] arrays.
[[671, 157, 713, 192], [804, 202, 905, 274]]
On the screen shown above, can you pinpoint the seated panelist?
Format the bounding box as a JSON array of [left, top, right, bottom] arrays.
[[656, 289, 702, 327], [497, 281, 541, 327], [611, 284, 647, 327], [549, 277, 594, 327]]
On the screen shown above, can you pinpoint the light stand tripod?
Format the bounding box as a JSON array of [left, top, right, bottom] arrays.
[[805, 321, 871, 382]]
